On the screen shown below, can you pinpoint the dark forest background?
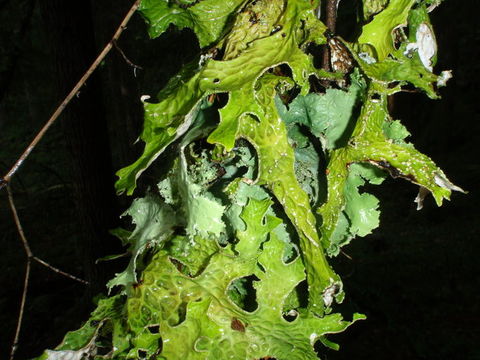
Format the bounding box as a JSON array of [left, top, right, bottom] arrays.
[[0, 0, 478, 359]]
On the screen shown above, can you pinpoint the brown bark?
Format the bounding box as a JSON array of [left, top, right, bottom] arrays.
[[321, 0, 339, 72]]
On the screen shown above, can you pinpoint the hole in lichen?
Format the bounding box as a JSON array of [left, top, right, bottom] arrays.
[[388, 81, 400, 89], [214, 92, 229, 109], [169, 257, 187, 274], [172, 226, 186, 236], [147, 324, 160, 334], [91, 325, 112, 355], [96, 347, 111, 356], [257, 262, 266, 273], [305, 42, 325, 71], [271, 63, 292, 78], [335, 1, 358, 42], [177, 301, 187, 324], [269, 63, 300, 104], [282, 310, 298, 322], [392, 28, 404, 50], [95, 326, 113, 356], [168, 301, 187, 326], [227, 274, 259, 312], [138, 349, 147, 359], [282, 279, 308, 317], [157, 338, 163, 354]]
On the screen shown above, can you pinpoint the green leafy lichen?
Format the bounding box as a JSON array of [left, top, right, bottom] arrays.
[[107, 194, 176, 292], [358, 0, 415, 61], [38, 0, 463, 359], [39, 197, 363, 360], [138, 0, 247, 48]]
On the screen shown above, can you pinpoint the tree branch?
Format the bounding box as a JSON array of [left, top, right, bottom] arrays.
[[6, 183, 89, 360], [322, 0, 341, 72], [3, 2, 142, 356], [0, 0, 141, 188], [9, 259, 30, 360]]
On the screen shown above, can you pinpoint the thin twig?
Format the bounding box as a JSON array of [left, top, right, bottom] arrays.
[[7, 184, 32, 257], [340, 249, 352, 260], [6, 184, 89, 283], [4, 2, 140, 358], [7, 182, 89, 359], [113, 40, 143, 70], [7, 182, 90, 284], [7, 184, 31, 360], [33, 256, 89, 285], [9, 259, 31, 360], [0, 0, 142, 188]]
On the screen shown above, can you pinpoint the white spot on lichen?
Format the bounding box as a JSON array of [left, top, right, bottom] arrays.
[[322, 282, 340, 307], [46, 322, 100, 360], [416, 23, 437, 71], [198, 54, 210, 67], [286, 309, 298, 317], [427, 1, 441, 12], [359, 52, 377, 64], [437, 70, 453, 87], [414, 186, 430, 210], [434, 172, 465, 193], [140, 95, 151, 102], [46, 350, 91, 360], [404, 42, 418, 57], [242, 178, 255, 185]]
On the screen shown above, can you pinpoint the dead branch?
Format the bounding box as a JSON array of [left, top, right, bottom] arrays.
[[0, 0, 142, 188], [6, 183, 89, 360], [113, 40, 143, 70], [3, 1, 142, 358]]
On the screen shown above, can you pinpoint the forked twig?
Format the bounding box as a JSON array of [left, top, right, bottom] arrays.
[[0, 0, 142, 188], [113, 40, 143, 70], [6, 184, 89, 360], [6, 184, 32, 258], [4, 2, 142, 358]]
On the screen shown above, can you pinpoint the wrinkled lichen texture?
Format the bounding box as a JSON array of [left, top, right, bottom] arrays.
[[37, 0, 462, 359]]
